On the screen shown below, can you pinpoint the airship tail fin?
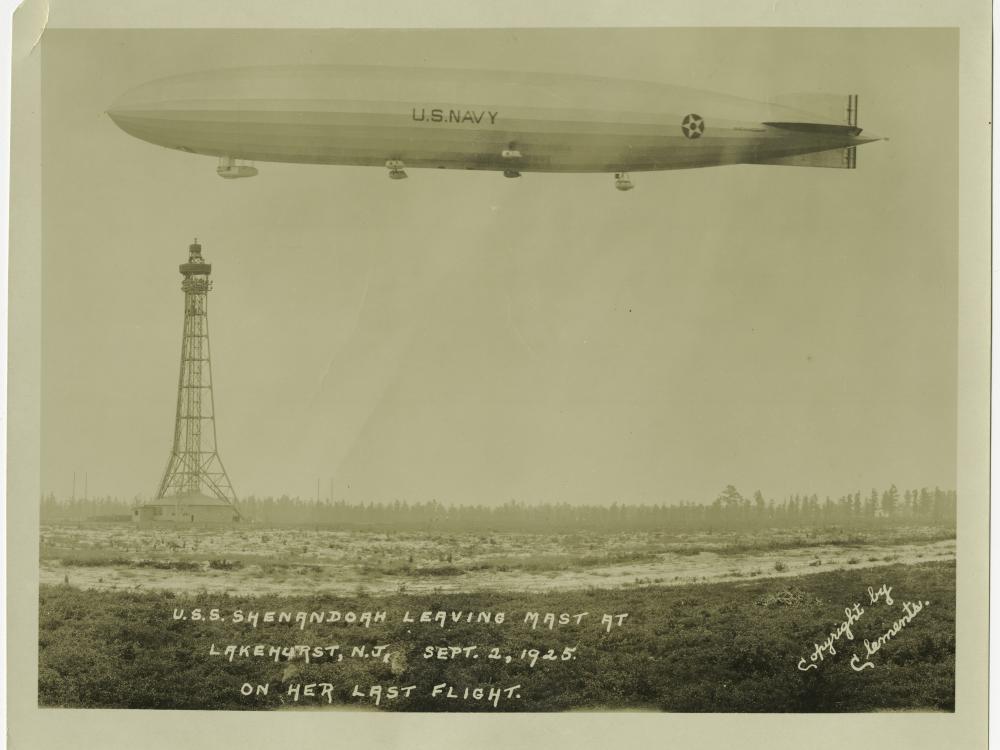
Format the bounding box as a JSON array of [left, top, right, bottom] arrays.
[[754, 146, 857, 170], [768, 92, 859, 128]]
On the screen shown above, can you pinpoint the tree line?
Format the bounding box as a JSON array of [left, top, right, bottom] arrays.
[[40, 484, 957, 531]]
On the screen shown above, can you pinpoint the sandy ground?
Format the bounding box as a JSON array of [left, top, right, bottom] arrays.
[[40, 524, 955, 596]]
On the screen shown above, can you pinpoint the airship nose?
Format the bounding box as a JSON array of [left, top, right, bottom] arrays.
[[106, 75, 204, 150], [107, 78, 167, 121], [107, 69, 255, 128], [106, 100, 128, 127], [107, 83, 154, 131]]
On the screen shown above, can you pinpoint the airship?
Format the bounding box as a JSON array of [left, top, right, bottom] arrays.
[[107, 65, 884, 191]]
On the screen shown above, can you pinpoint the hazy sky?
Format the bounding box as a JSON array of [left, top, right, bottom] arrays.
[[40, 28, 957, 504]]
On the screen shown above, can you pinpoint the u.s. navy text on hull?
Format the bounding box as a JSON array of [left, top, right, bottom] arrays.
[[411, 108, 499, 124]]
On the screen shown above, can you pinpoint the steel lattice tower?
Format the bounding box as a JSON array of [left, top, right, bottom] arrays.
[[155, 240, 241, 517]]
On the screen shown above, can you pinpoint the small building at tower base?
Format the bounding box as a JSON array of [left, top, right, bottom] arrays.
[[133, 493, 240, 526]]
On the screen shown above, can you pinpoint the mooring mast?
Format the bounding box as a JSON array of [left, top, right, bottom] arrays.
[[155, 239, 240, 517]]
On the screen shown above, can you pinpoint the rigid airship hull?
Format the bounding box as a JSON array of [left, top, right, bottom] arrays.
[[108, 65, 881, 176]]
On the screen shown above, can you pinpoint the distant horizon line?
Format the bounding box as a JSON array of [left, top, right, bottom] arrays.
[[39, 483, 958, 508]]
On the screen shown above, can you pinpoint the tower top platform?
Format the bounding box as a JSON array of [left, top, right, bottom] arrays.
[[180, 239, 211, 276]]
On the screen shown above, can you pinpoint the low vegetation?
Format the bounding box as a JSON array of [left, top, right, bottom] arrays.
[[39, 561, 954, 712]]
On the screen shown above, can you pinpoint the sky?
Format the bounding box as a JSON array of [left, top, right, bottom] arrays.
[[39, 28, 957, 505]]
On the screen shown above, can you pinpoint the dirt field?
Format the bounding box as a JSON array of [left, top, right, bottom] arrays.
[[40, 523, 955, 596]]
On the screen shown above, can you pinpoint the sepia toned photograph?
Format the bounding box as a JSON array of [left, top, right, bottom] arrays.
[[29, 25, 963, 714], [6, 4, 991, 747]]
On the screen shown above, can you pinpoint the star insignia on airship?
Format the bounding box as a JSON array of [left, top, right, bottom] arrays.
[[681, 114, 705, 139]]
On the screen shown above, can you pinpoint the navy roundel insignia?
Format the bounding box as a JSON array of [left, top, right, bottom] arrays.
[[681, 113, 705, 139]]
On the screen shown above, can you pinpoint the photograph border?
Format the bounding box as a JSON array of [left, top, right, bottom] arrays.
[[7, 1, 991, 748]]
